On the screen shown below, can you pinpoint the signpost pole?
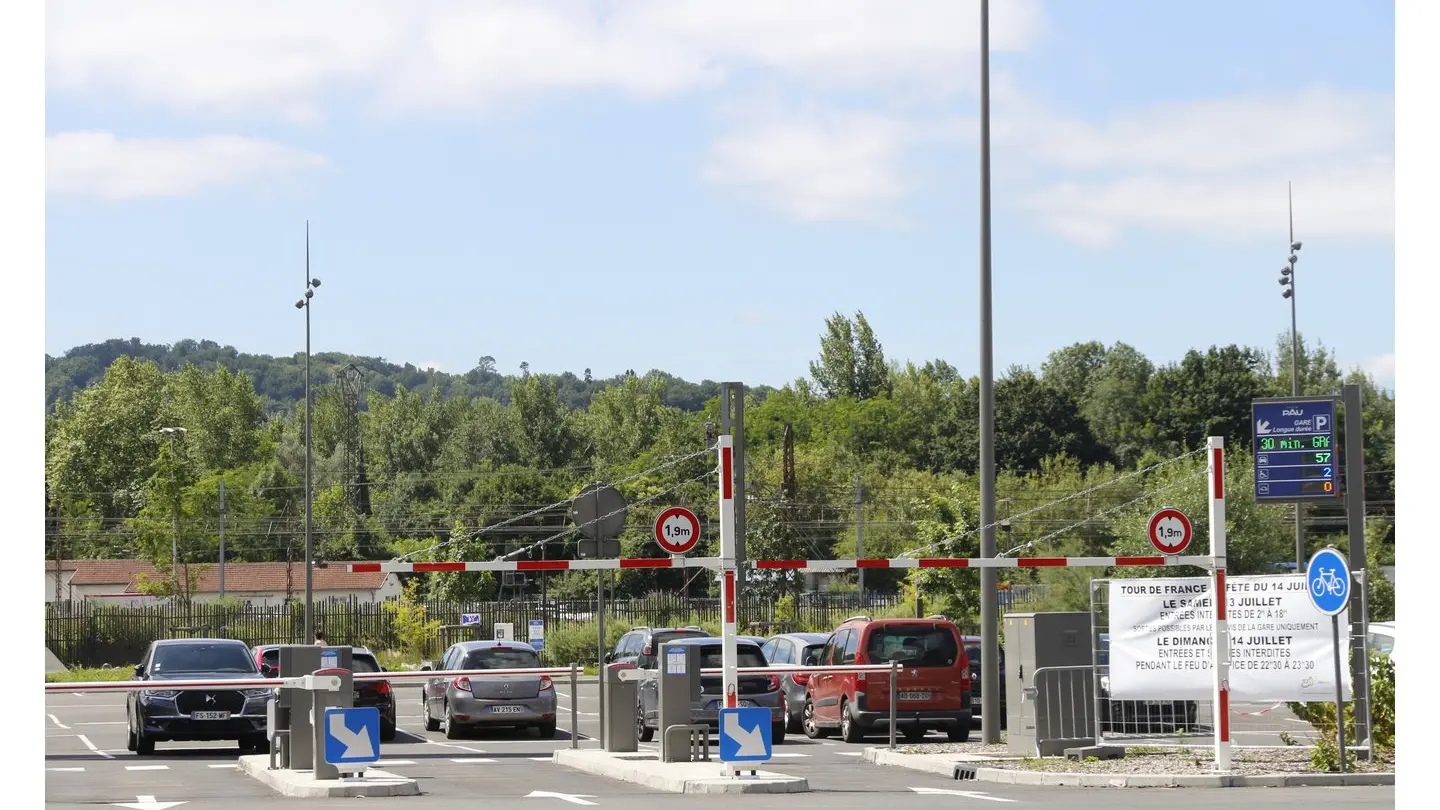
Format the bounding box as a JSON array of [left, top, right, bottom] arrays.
[[1341, 382, 1370, 752], [1207, 436, 1232, 772], [1331, 614, 1346, 773]]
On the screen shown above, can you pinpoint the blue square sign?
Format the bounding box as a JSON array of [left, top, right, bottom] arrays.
[[718, 707, 772, 763], [323, 707, 381, 766]]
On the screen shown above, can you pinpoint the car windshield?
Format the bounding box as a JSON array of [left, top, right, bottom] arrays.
[[152, 643, 256, 674], [351, 654, 382, 673], [463, 648, 540, 670], [699, 646, 767, 669], [865, 626, 958, 667]]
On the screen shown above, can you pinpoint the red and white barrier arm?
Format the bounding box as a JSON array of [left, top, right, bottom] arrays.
[[47, 667, 581, 692], [754, 556, 1216, 571], [349, 557, 721, 573]]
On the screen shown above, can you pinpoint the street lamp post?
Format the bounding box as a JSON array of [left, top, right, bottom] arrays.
[[158, 426, 187, 600], [1278, 185, 1304, 567], [295, 222, 322, 644]]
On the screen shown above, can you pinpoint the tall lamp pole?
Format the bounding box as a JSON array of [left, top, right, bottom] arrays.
[[295, 222, 322, 644], [157, 427, 188, 569], [976, 0, 1002, 745], [1278, 184, 1304, 567]]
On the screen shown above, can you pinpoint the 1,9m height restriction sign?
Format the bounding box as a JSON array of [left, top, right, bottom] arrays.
[[654, 506, 701, 555], [1251, 397, 1341, 503]]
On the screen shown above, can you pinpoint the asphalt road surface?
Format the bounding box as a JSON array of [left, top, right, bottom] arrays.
[[46, 683, 1380, 810]]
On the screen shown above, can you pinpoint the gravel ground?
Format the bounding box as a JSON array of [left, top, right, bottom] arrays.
[[895, 742, 1394, 775]]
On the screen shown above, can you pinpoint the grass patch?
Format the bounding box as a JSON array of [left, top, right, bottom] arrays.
[[46, 666, 134, 683]]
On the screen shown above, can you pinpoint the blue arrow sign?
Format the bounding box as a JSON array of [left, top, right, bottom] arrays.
[[323, 707, 381, 766], [718, 707, 772, 763], [1305, 547, 1351, 616]]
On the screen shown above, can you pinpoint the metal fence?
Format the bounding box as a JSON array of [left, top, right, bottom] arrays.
[[45, 591, 917, 667]]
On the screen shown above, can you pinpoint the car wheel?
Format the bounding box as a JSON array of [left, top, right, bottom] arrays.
[[380, 721, 397, 742], [802, 698, 829, 739], [839, 699, 865, 744], [444, 704, 464, 740], [902, 727, 926, 743], [126, 717, 138, 752], [771, 722, 786, 746], [135, 728, 155, 756], [785, 706, 803, 734], [946, 726, 971, 743], [424, 700, 441, 733], [636, 701, 654, 743], [537, 719, 558, 739]]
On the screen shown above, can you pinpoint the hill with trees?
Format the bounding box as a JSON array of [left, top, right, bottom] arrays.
[[43, 314, 1395, 618]]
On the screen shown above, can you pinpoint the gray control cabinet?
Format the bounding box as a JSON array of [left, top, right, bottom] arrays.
[[1004, 612, 1097, 756], [604, 665, 638, 753], [657, 643, 701, 762]]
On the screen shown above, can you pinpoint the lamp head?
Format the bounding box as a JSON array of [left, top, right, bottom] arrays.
[[1289, 254, 1298, 265], [310, 278, 321, 288], [1291, 241, 1302, 251], [295, 300, 306, 309], [1282, 289, 1293, 299]]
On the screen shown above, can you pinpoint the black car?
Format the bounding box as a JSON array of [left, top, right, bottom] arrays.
[[1097, 633, 1198, 734], [253, 644, 396, 741], [961, 634, 1007, 730], [127, 638, 272, 755], [760, 632, 832, 733], [605, 626, 712, 670]]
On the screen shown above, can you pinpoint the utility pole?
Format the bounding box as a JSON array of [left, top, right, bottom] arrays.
[[854, 473, 865, 599], [159, 427, 187, 600], [219, 478, 227, 599], [295, 223, 322, 644], [976, 0, 1003, 746]]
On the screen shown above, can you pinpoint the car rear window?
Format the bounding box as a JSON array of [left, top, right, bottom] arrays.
[[463, 648, 541, 669], [698, 645, 767, 670], [351, 654, 382, 673], [153, 643, 256, 674], [865, 626, 959, 667], [802, 644, 827, 663], [964, 644, 1004, 666]]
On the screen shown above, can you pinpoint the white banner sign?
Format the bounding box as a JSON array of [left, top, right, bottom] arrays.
[[1108, 574, 1351, 702]]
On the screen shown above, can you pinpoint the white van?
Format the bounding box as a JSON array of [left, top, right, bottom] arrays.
[[1368, 621, 1395, 663]]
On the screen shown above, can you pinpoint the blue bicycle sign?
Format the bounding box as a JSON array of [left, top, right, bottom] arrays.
[[1305, 547, 1350, 616]]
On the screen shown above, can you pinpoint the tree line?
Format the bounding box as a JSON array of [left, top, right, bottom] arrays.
[[44, 313, 1396, 618]]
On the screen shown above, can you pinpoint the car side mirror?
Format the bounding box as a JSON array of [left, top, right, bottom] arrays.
[[603, 653, 613, 664], [419, 662, 433, 672], [804, 652, 819, 666], [133, 664, 144, 678]]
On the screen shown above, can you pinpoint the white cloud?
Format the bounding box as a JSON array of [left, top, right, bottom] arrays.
[[703, 109, 917, 225], [999, 88, 1395, 246], [45, 0, 1045, 120], [46, 132, 328, 201], [414, 360, 445, 372], [1359, 352, 1395, 390]]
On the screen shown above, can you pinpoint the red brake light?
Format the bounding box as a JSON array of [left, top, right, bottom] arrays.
[[766, 676, 780, 692], [455, 677, 473, 692], [539, 676, 554, 692], [374, 680, 391, 696], [793, 674, 810, 687]]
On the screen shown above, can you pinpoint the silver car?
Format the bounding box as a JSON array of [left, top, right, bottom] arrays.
[[635, 638, 787, 744], [422, 640, 557, 739]]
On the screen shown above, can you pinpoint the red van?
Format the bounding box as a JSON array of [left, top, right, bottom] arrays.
[[802, 616, 972, 743]]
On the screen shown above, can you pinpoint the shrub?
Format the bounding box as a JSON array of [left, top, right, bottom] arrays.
[[1287, 652, 1395, 771], [384, 580, 441, 661]]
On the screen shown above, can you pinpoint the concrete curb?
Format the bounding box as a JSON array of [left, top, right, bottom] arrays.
[[861, 748, 1394, 789], [553, 749, 810, 794], [236, 755, 421, 798]]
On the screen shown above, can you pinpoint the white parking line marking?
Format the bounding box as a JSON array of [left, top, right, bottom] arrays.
[[769, 753, 810, 758], [528, 757, 553, 762], [47, 767, 85, 772], [425, 741, 488, 754], [75, 721, 127, 726], [449, 758, 499, 763], [836, 751, 864, 756], [375, 760, 416, 766], [76, 734, 115, 759], [209, 764, 238, 769], [125, 765, 170, 771], [48, 714, 70, 729]]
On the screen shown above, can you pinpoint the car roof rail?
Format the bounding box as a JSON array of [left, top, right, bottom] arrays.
[[630, 626, 650, 632], [842, 615, 873, 623], [682, 625, 703, 631], [925, 614, 949, 620]]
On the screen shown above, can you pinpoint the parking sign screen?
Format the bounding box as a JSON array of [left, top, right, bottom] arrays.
[[1251, 398, 1340, 502]]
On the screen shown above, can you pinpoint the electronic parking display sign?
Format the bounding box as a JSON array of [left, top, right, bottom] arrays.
[[1251, 397, 1340, 502]]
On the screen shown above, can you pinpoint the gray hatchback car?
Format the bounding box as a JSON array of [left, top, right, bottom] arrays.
[[422, 640, 557, 739], [635, 637, 787, 744]]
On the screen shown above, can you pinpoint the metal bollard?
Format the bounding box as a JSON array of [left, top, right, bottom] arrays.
[[889, 660, 898, 750], [570, 663, 579, 750]]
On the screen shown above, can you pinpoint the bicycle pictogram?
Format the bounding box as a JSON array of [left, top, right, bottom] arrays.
[[1311, 567, 1346, 598]]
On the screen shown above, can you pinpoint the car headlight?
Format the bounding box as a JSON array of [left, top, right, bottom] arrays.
[[141, 690, 180, 699], [242, 688, 275, 698]]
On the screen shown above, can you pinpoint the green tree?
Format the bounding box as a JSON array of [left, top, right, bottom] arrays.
[[1082, 343, 1154, 468], [808, 311, 891, 400], [1040, 341, 1108, 405]]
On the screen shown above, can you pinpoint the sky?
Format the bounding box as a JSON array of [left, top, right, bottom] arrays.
[[41, 0, 1397, 390]]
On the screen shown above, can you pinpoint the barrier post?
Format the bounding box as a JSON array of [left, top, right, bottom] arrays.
[[1208, 436, 1232, 772], [889, 660, 898, 750], [717, 435, 740, 775], [570, 663, 580, 750]]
